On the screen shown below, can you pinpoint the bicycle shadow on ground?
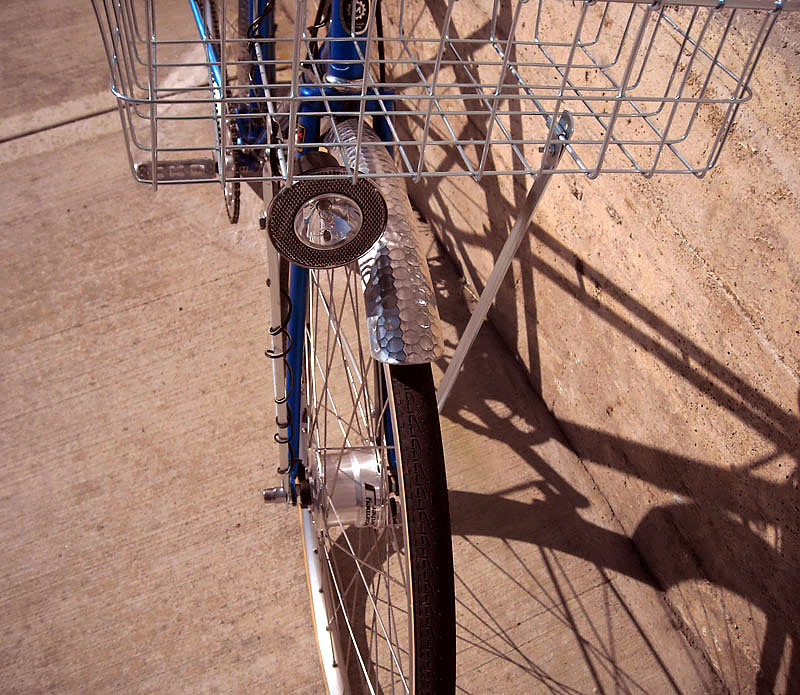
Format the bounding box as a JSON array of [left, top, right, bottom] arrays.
[[428, 322, 701, 693], [421, 241, 799, 695]]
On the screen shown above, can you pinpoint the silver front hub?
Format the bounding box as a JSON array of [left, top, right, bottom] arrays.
[[317, 449, 385, 528]]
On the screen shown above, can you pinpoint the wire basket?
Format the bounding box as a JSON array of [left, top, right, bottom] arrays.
[[92, 0, 791, 187]]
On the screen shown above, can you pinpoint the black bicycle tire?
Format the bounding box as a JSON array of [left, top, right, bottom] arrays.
[[388, 362, 456, 694]]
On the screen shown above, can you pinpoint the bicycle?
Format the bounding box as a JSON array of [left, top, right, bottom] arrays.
[[90, 0, 794, 692]]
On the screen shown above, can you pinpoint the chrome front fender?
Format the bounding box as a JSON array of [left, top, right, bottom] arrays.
[[326, 120, 443, 365]]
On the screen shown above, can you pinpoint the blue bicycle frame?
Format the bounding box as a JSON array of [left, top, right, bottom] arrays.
[[190, 0, 394, 503]]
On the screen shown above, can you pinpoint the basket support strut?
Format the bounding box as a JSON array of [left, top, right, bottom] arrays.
[[437, 112, 573, 412]]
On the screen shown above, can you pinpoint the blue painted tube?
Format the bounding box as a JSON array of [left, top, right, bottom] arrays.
[[287, 263, 308, 502], [188, 0, 224, 89], [247, 0, 277, 92], [327, 0, 369, 80], [299, 86, 322, 155]]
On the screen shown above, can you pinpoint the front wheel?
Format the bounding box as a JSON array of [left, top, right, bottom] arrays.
[[300, 264, 456, 694]]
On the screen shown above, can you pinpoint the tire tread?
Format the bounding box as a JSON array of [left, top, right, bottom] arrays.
[[389, 364, 456, 694]]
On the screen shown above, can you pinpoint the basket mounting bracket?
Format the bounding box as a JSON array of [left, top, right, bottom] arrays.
[[436, 112, 574, 412]]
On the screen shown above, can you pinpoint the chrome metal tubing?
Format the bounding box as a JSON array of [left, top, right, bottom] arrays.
[[436, 112, 574, 411]]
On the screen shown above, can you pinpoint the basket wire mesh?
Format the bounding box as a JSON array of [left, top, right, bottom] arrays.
[[91, 0, 791, 187]]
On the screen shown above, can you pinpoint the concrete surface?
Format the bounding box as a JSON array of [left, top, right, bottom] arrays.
[[0, 1, 791, 694], [0, 116, 719, 692], [0, 106, 717, 691], [400, 2, 800, 694]]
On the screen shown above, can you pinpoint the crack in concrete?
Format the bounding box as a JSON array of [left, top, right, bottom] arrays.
[[0, 107, 118, 145]]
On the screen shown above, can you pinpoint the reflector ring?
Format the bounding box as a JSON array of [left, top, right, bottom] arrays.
[[268, 168, 387, 269]]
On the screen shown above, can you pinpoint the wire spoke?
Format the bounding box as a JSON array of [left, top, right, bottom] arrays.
[[303, 262, 412, 694], [321, 522, 411, 692]]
